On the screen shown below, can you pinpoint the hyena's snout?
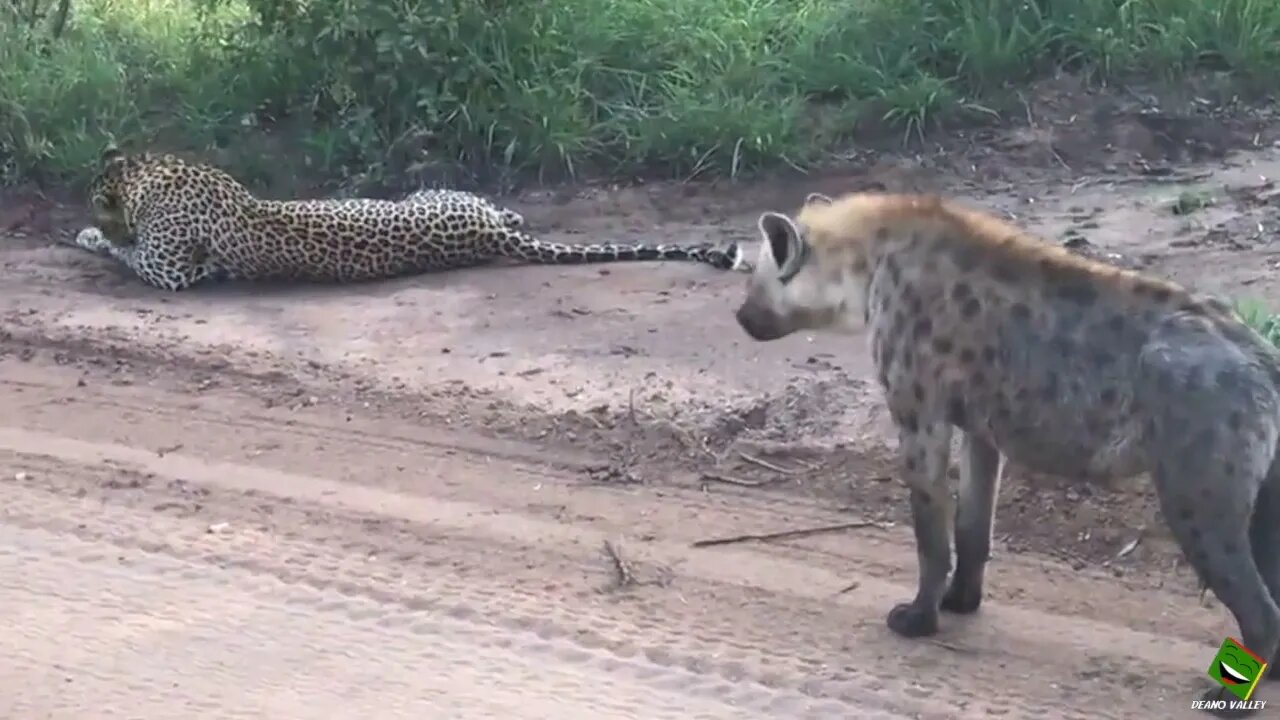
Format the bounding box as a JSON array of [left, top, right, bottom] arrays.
[[735, 302, 790, 342]]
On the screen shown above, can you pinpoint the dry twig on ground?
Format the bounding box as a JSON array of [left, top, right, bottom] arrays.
[[736, 450, 810, 475], [691, 519, 888, 548], [603, 539, 636, 589], [700, 472, 777, 488]]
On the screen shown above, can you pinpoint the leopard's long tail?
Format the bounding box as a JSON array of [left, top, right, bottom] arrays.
[[497, 230, 750, 272]]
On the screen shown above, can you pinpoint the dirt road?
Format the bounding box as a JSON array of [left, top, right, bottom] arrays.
[[0, 357, 1262, 719], [4, 78, 1280, 717]]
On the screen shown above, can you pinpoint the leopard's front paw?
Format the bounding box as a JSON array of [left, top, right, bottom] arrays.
[[72, 227, 112, 254]]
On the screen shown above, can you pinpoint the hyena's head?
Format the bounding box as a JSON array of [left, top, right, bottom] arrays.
[[734, 192, 872, 342]]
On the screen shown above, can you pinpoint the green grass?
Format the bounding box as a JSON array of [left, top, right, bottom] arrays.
[[4, 0, 1280, 192], [1235, 299, 1280, 347]]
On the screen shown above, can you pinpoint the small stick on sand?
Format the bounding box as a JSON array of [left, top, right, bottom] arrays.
[[736, 450, 805, 475], [700, 472, 776, 488], [834, 580, 861, 595], [691, 520, 887, 549], [603, 539, 635, 588], [926, 638, 978, 655]]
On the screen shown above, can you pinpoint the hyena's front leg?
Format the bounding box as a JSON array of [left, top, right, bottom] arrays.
[[887, 419, 956, 638], [941, 432, 1002, 614]]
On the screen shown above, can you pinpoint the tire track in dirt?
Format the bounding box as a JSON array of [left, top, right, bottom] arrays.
[[1, 453, 921, 720], [1, 368, 1234, 632], [0, 524, 780, 720], [0, 370, 1256, 718]]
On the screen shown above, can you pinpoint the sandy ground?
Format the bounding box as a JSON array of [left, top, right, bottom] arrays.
[[3, 77, 1280, 717]]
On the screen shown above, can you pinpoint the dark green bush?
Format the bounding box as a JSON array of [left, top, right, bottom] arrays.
[[3, 0, 1280, 190]]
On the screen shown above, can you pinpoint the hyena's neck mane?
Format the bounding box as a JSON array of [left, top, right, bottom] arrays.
[[814, 193, 1196, 313]]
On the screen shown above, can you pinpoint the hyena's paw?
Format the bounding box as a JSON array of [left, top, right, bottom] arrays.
[[940, 577, 983, 614], [886, 601, 939, 638]]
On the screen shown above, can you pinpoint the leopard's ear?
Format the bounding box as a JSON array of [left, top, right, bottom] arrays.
[[805, 192, 834, 206], [98, 143, 129, 182], [100, 141, 124, 169]]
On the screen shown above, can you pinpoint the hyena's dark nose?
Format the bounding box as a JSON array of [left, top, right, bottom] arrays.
[[735, 305, 783, 341]]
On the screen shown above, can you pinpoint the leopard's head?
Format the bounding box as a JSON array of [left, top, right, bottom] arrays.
[[86, 144, 140, 246]]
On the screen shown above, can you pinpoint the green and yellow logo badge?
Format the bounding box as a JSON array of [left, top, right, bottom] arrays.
[[1208, 637, 1268, 702]]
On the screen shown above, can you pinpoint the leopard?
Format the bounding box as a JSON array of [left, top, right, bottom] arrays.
[[401, 187, 526, 229], [732, 190, 1280, 716], [67, 147, 749, 291]]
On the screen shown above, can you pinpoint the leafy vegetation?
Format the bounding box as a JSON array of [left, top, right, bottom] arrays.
[[4, 0, 1280, 192], [1235, 299, 1280, 347]]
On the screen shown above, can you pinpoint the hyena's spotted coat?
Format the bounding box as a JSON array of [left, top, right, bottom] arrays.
[[733, 191, 1280, 717]]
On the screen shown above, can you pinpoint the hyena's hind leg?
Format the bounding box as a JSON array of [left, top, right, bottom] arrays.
[[1250, 462, 1280, 674], [941, 433, 1002, 614], [1138, 316, 1280, 713]]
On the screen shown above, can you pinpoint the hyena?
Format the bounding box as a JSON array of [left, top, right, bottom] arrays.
[[732, 190, 1280, 716]]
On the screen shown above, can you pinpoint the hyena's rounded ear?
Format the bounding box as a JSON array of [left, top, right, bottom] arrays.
[[757, 211, 807, 279], [805, 192, 834, 206], [757, 212, 796, 266]]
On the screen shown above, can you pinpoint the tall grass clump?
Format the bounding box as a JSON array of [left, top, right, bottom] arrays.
[[0, 0, 266, 186], [1236, 299, 1280, 348], [4, 0, 1280, 190]]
